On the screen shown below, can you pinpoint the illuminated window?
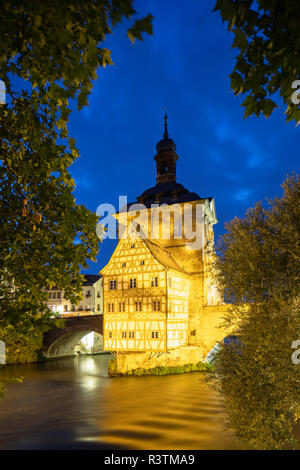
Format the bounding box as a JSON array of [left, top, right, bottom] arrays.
[[122, 331, 127, 338], [130, 278, 136, 288], [129, 331, 135, 338], [135, 301, 142, 311], [151, 331, 159, 339], [110, 280, 117, 290], [151, 277, 158, 287]]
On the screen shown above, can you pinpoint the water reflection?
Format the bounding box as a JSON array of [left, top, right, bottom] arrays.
[[0, 354, 244, 450]]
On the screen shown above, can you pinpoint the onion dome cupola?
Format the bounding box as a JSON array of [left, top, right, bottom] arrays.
[[154, 114, 179, 184]]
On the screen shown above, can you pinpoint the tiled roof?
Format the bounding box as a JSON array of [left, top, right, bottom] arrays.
[[82, 274, 101, 286], [125, 181, 212, 210]]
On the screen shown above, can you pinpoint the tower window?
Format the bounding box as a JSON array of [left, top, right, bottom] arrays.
[[160, 161, 169, 175]]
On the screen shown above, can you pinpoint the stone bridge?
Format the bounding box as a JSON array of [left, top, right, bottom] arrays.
[[43, 314, 103, 359]]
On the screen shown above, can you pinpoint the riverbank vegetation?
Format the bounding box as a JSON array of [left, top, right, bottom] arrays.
[[108, 359, 213, 377], [213, 175, 300, 450]]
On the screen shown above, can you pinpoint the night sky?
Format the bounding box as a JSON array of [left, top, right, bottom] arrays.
[[67, 0, 300, 274]]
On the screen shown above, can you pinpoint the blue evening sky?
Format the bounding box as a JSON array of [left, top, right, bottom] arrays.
[[67, 0, 299, 274]]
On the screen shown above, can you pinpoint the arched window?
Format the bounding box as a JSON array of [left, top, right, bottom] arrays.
[[159, 161, 169, 175]]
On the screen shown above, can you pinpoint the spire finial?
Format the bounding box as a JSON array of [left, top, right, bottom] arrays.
[[163, 112, 168, 139]]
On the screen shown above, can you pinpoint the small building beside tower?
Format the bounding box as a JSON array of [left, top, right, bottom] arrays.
[[46, 274, 103, 317]]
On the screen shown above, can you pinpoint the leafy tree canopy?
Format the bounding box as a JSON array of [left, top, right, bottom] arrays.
[[0, 1, 153, 365], [213, 0, 300, 123], [213, 175, 300, 449]]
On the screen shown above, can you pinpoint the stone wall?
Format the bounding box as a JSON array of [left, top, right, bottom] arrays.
[[113, 346, 204, 374]]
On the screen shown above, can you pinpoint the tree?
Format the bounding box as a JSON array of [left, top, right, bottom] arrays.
[[213, 175, 300, 449], [213, 0, 300, 123], [0, 1, 153, 366]]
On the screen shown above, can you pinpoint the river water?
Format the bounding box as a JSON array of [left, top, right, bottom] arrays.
[[0, 354, 245, 450]]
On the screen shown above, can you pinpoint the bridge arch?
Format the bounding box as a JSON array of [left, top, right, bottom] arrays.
[[43, 315, 103, 359]]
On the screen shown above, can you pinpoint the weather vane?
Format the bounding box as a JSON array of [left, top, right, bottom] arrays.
[[163, 107, 168, 138]]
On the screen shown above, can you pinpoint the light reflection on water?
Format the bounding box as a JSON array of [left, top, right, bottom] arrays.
[[0, 354, 245, 450]]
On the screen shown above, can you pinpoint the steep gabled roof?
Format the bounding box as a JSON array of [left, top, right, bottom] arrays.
[[143, 238, 189, 276], [99, 233, 189, 277]]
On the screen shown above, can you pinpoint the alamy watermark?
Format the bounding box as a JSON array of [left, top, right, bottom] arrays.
[[0, 79, 6, 105], [292, 340, 300, 365], [96, 196, 206, 250], [0, 340, 5, 365], [291, 80, 300, 105]]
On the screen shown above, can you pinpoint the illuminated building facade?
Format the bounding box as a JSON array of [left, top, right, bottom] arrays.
[[46, 274, 103, 316], [101, 116, 223, 356]]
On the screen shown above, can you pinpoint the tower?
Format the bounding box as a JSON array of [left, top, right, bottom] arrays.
[[154, 113, 179, 184]]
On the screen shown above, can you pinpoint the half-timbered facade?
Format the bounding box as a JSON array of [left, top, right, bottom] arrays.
[[101, 234, 189, 352]]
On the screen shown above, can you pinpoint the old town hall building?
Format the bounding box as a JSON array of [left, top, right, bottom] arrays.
[[100, 116, 225, 364]]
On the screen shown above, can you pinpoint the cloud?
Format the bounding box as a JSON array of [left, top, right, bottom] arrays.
[[233, 189, 252, 202], [73, 175, 94, 190], [206, 108, 269, 169]]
